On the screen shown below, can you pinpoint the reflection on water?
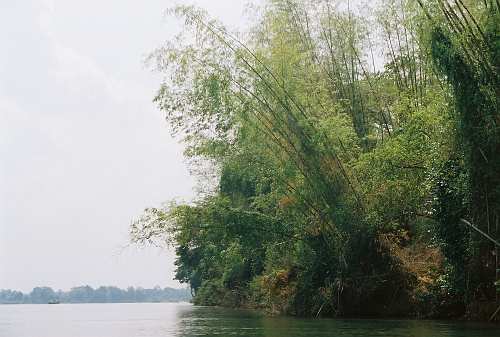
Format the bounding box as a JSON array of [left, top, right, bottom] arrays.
[[0, 303, 499, 337], [177, 306, 500, 337]]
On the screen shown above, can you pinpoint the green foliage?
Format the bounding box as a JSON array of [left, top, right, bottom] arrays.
[[432, 157, 469, 299], [427, 1, 499, 314], [132, 0, 500, 320]]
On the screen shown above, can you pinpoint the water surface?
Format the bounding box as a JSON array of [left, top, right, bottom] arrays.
[[0, 303, 498, 337]]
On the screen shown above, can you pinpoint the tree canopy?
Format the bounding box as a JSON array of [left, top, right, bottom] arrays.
[[132, 0, 499, 320]]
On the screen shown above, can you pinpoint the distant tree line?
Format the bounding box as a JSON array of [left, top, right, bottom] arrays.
[[0, 286, 191, 304]]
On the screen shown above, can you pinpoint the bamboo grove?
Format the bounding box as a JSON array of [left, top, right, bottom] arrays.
[[131, 0, 499, 320]]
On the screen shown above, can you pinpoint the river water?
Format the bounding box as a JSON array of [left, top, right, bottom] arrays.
[[0, 303, 498, 337]]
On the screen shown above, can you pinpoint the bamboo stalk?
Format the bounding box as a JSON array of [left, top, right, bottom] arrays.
[[460, 219, 500, 247], [489, 304, 500, 321]]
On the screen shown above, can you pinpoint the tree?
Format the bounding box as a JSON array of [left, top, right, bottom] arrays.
[[133, 0, 499, 320]]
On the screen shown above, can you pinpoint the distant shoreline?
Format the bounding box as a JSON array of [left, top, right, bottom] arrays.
[[0, 286, 192, 305], [0, 301, 193, 305]]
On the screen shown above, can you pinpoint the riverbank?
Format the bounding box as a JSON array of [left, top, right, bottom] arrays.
[[192, 288, 500, 322]]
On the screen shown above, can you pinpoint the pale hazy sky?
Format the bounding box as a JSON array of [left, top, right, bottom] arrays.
[[0, 0, 251, 292]]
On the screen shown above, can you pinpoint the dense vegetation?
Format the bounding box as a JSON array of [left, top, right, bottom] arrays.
[[0, 286, 191, 304], [132, 0, 499, 320]]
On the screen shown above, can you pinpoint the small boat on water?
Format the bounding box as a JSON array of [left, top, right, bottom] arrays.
[[48, 300, 60, 304]]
